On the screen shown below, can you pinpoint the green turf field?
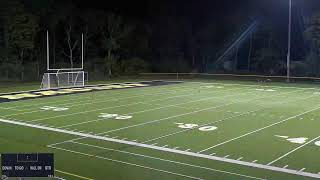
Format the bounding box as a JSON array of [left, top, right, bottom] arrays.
[[1, 80, 320, 180]]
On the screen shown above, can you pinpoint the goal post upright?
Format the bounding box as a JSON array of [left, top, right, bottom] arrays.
[[47, 30, 50, 71], [41, 30, 86, 89], [81, 33, 84, 70], [46, 30, 84, 71]]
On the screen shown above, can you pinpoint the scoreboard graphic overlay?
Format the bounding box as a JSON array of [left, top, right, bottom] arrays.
[[1, 153, 54, 178]]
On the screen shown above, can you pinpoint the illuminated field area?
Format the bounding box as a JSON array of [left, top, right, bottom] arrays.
[[1, 80, 320, 180]]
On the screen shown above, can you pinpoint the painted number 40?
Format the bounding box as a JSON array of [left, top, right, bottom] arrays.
[[99, 113, 132, 120], [175, 123, 218, 132]]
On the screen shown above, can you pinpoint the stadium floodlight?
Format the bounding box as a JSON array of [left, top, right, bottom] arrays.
[[287, 0, 292, 82]]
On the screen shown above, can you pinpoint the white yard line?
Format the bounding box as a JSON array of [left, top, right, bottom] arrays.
[[267, 135, 320, 165], [56, 87, 251, 128], [142, 102, 196, 110], [1, 81, 193, 111], [0, 81, 185, 107], [198, 104, 320, 153], [29, 86, 242, 123], [0, 82, 190, 110], [49, 145, 203, 180], [44, 87, 305, 148], [29, 102, 144, 122], [0, 118, 317, 179], [189, 81, 317, 90], [2, 87, 192, 117], [0, 106, 24, 111], [66, 141, 265, 180], [140, 89, 308, 144], [50, 86, 262, 134], [2, 82, 242, 118], [55, 169, 93, 180], [90, 87, 301, 137], [142, 109, 263, 144]]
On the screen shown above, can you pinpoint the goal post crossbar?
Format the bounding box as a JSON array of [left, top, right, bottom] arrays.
[[46, 31, 84, 71]]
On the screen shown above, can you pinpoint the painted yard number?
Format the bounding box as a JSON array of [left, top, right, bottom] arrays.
[[40, 106, 68, 111], [175, 123, 218, 132], [255, 89, 276, 92], [99, 113, 132, 120], [201, 85, 224, 89], [275, 135, 320, 147]]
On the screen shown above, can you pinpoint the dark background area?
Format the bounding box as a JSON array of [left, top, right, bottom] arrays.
[[1, 0, 320, 81]]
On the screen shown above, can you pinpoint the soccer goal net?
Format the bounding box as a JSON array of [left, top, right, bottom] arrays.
[[40, 71, 85, 89]]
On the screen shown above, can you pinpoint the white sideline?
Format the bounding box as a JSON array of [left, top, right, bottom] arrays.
[[198, 105, 320, 153], [56, 141, 265, 180], [48, 145, 203, 180], [0, 118, 318, 179]]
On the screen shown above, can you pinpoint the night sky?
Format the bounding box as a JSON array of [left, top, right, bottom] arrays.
[[12, 0, 320, 74], [22, 0, 319, 29]]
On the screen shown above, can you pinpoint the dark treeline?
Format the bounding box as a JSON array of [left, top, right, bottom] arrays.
[[1, 0, 320, 81]]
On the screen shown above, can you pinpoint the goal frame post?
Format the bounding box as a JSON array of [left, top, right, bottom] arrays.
[[46, 31, 84, 71]]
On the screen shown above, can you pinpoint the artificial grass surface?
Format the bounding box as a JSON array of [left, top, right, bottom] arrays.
[[0, 80, 320, 179]]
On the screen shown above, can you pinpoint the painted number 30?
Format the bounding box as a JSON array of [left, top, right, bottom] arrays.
[[175, 123, 218, 132]]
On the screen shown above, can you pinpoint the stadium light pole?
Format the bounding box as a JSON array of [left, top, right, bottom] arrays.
[[286, 0, 292, 82]]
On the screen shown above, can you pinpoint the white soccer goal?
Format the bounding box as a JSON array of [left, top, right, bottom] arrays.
[[40, 71, 85, 89]]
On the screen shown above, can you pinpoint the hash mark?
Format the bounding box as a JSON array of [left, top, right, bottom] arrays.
[[299, 168, 306, 172]]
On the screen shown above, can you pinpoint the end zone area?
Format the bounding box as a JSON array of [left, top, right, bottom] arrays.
[[0, 80, 320, 179]]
